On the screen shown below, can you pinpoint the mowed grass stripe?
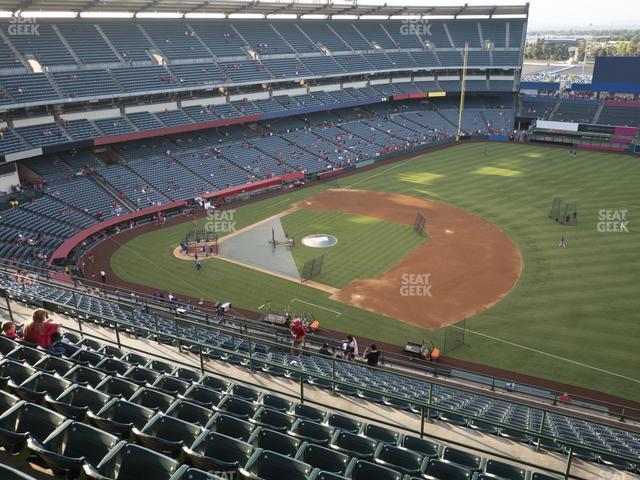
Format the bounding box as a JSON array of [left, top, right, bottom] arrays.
[[111, 143, 640, 400], [280, 209, 425, 288]]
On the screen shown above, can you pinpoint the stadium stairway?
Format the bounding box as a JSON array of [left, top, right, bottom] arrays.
[[0, 300, 637, 480]]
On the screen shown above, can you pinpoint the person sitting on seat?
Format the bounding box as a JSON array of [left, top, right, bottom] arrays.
[[363, 344, 381, 367], [1, 321, 20, 340]]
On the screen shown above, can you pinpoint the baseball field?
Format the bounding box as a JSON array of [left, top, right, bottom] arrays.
[[109, 142, 640, 401]]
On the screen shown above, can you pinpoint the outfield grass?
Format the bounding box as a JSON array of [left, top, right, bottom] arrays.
[[111, 143, 640, 400], [280, 209, 426, 288]]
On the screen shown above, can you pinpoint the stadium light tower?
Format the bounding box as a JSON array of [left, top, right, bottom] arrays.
[[456, 42, 469, 141]]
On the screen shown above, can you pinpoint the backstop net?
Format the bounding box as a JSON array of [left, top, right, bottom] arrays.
[[185, 229, 218, 255], [549, 198, 578, 225], [443, 318, 466, 355], [302, 255, 325, 281], [413, 212, 426, 236]]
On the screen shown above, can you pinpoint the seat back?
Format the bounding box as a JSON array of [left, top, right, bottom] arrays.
[[107, 444, 182, 480], [167, 400, 214, 427], [401, 435, 440, 457], [249, 450, 313, 480], [7, 403, 68, 443], [52, 422, 120, 465], [194, 431, 254, 464], [349, 460, 403, 480], [485, 459, 527, 480], [362, 424, 399, 445], [442, 447, 481, 470], [425, 459, 472, 480], [298, 443, 350, 473], [250, 428, 302, 456]]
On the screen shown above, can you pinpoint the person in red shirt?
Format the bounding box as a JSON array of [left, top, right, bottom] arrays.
[[1, 321, 20, 340], [290, 318, 306, 352], [23, 309, 59, 349]]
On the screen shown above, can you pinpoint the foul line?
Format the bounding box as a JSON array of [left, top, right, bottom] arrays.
[[450, 325, 640, 384], [343, 160, 408, 189], [291, 298, 342, 316]]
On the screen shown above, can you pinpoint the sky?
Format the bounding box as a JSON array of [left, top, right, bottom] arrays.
[[380, 0, 638, 30]]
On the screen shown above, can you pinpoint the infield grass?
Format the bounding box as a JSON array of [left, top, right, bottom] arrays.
[[280, 209, 426, 288], [111, 143, 640, 400]]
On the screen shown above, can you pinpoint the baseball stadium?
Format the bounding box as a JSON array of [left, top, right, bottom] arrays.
[[0, 1, 638, 479]]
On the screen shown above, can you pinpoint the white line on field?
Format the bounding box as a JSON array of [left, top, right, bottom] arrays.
[[450, 325, 640, 383], [258, 304, 265, 310], [267, 197, 291, 208], [291, 298, 342, 316], [343, 160, 407, 189]]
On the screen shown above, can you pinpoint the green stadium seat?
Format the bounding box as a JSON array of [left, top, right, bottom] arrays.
[[345, 459, 404, 480], [47, 384, 111, 419], [209, 413, 256, 442], [216, 395, 261, 419], [374, 443, 427, 475], [0, 402, 70, 454], [33, 355, 75, 376], [0, 389, 22, 412], [129, 387, 174, 411], [183, 430, 254, 471], [239, 449, 313, 480], [250, 406, 296, 431], [166, 399, 216, 427], [531, 473, 562, 480], [180, 384, 225, 408], [120, 352, 150, 366], [184, 468, 227, 480], [260, 393, 294, 412], [147, 359, 175, 374], [422, 458, 473, 480], [152, 375, 191, 395], [63, 365, 108, 388], [295, 442, 351, 474], [498, 428, 531, 443], [198, 375, 230, 392], [83, 443, 189, 480], [173, 367, 201, 383], [77, 338, 103, 351], [231, 384, 261, 402], [27, 421, 121, 477], [442, 447, 482, 470], [0, 463, 40, 480], [95, 376, 140, 399], [294, 403, 327, 423], [439, 411, 468, 426], [133, 413, 204, 456], [598, 453, 636, 471], [99, 345, 125, 358], [6, 346, 48, 366], [16, 371, 72, 403], [88, 398, 155, 438], [330, 431, 378, 459], [308, 471, 347, 480], [0, 360, 36, 390], [288, 419, 335, 445], [71, 349, 104, 367], [468, 419, 499, 435], [535, 437, 564, 453], [123, 365, 162, 386], [96, 357, 131, 376], [400, 435, 440, 458], [361, 424, 400, 445], [327, 413, 363, 433], [567, 446, 598, 462], [248, 427, 303, 457], [483, 459, 527, 480]]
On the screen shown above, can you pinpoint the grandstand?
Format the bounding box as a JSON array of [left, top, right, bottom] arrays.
[[0, 2, 639, 479]]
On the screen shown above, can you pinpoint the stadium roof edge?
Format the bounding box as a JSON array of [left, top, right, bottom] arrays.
[[0, 0, 529, 18]]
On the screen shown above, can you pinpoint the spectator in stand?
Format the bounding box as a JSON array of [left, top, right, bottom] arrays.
[[318, 343, 334, 357], [560, 392, 571, 403], [22, 309, 77, 355], [290, 318, 306, 351], [342, 334, 358, 361], [1, 321, 20, 340], [363, 344, 381, 367]]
